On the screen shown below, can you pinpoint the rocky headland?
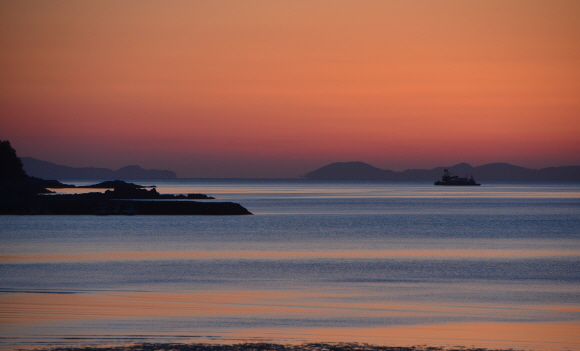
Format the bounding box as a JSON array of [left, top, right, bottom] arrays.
[[0, 141, 251, 216]]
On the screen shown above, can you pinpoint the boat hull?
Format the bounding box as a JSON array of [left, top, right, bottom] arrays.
[[434, 181, 480, 186]]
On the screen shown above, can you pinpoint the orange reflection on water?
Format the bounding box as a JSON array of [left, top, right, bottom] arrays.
[[2, 291, 578, 350], [1, 249, 578, 263], [0, 291, 327, 323], [46, 188, 112, 194], [220, 322, 580, 351], [2, 290, 578, 322], [0, 290, 424, 323]]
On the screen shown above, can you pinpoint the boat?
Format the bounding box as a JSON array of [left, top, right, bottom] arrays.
[[434, 169, 480, 186]]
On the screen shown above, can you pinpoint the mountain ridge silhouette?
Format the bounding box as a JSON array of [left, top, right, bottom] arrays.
[[21, 157, 176, 179], [304, 161, 580, 180]]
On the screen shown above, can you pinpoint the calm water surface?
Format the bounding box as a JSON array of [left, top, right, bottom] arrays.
[[1, 180, 579, 350]]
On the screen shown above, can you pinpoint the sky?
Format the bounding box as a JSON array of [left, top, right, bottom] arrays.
[[1, 0, 579, 178]]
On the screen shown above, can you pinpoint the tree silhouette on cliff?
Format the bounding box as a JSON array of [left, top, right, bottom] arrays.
[[0, 140, 27, 181]]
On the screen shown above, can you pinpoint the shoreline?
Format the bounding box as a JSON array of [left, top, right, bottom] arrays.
[[4, 342, 527, 351]]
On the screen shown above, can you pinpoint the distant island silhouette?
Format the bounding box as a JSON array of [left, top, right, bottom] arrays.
[[304, 161, 580, 180], [21, 157, 177, 179]]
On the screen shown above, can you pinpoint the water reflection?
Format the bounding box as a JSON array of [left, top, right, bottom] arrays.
[[1, 180, 579, 350], [1, 291, 578, 350], [2, 249, 579, 263]]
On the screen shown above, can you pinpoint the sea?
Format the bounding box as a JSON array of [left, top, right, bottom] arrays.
[[0, 179, 579, 350]]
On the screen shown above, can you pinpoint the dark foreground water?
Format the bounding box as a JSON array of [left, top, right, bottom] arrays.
[[1, 180, 579, 350]]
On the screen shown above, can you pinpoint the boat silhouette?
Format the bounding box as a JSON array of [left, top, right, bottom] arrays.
[[434, 169, 480, 186]]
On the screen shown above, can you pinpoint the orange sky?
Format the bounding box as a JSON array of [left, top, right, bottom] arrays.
[[1, 0, 579, 177]]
